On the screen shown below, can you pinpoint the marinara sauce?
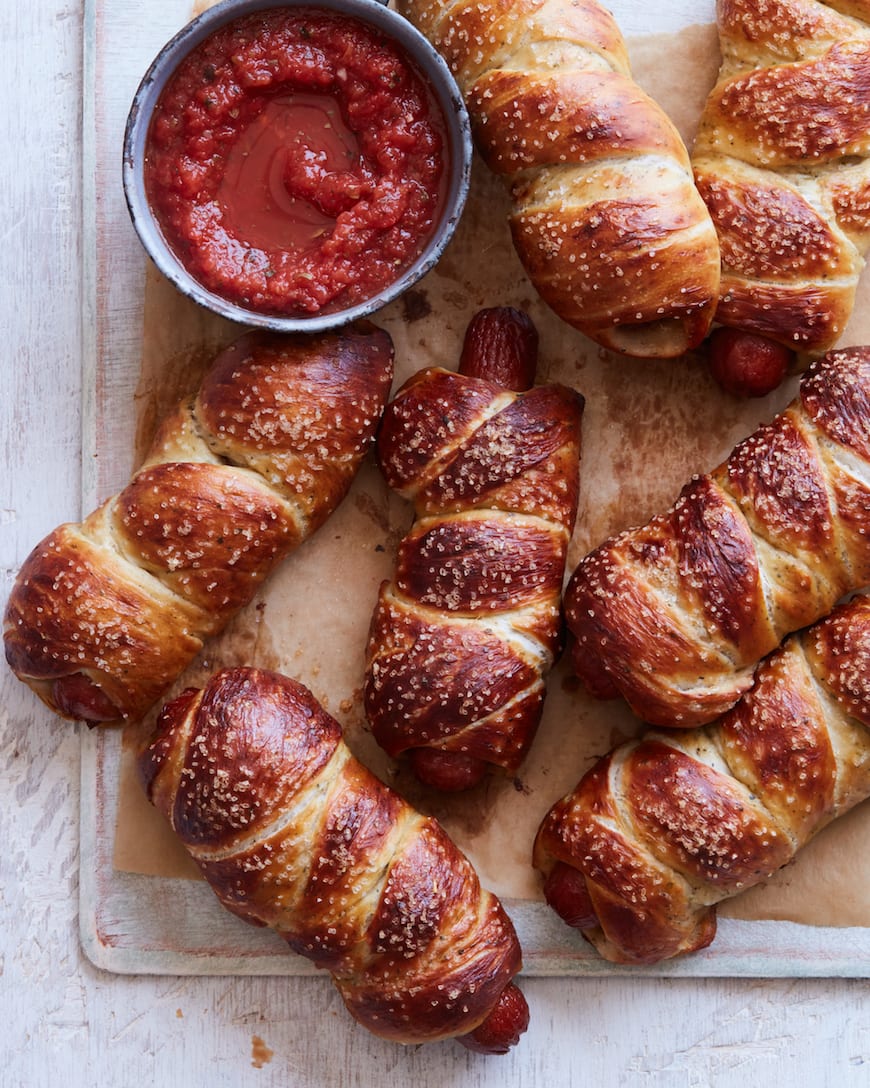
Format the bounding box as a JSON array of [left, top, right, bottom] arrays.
[[143, 8, 449, 316]]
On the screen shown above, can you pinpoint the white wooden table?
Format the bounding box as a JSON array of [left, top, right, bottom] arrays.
[[1, 2, 868, 1084]]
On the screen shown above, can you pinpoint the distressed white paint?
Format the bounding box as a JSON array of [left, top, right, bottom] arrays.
[[1, 1, 869, 1084]]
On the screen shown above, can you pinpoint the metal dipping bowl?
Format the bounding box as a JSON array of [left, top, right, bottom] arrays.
[[122, 0, 473, 332]]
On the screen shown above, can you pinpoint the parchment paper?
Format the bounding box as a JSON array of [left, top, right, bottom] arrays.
[[114, 23, 870, 929]]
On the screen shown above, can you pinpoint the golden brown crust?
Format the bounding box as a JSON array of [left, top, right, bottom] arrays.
[[366, 585, 549, 770], [536, 756, 718, 964], [411, 0, 630, 88], [365, 366, 583, 776], [114, 461, 302, 615], [564, 348, 870, 728], [396, 512, 566, 614], [3, 325, 394, 724], [3, 524, 205, 721], [469, 70, 683, 176], [693, 0, 870, 352], [398, 0, 720, 357], [139, 667, 524, 1045], [508, 165, 721, 358], [717, 0, 864, 60], [194, 329, 391, 525], [534, 592, 870, 965]]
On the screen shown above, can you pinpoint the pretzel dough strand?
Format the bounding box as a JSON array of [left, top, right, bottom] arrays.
[[398, 0, 721, 357], [534, 592, 870, 964]]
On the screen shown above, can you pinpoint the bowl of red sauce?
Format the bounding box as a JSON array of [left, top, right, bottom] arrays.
[[123, 0, 472, 331]]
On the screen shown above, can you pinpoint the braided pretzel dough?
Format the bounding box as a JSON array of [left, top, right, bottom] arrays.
[[398, 0, 721, 357], [3, 326, 393, 724], [141, 667, 526, 1046], [564, 346, 870, 728], [693, 0, 870, 353], [535, 592, 870, 964], [365, 363, 583, 778]]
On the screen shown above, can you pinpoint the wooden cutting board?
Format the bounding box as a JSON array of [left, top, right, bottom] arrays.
[[80, 0, 870, 977]]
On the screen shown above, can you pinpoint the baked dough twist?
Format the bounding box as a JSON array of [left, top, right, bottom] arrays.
[[534, 592, 870, 964], [140, 666, 528, 1050], [398, 0, 721, 357], [564, 346, 870, 727], [365, 310, 584, 787], [3, 326, 393, 724], [693, 0, 870, 353]]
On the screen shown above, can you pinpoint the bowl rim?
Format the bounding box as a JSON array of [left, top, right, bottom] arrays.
[[122, 0, 473, 333]]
